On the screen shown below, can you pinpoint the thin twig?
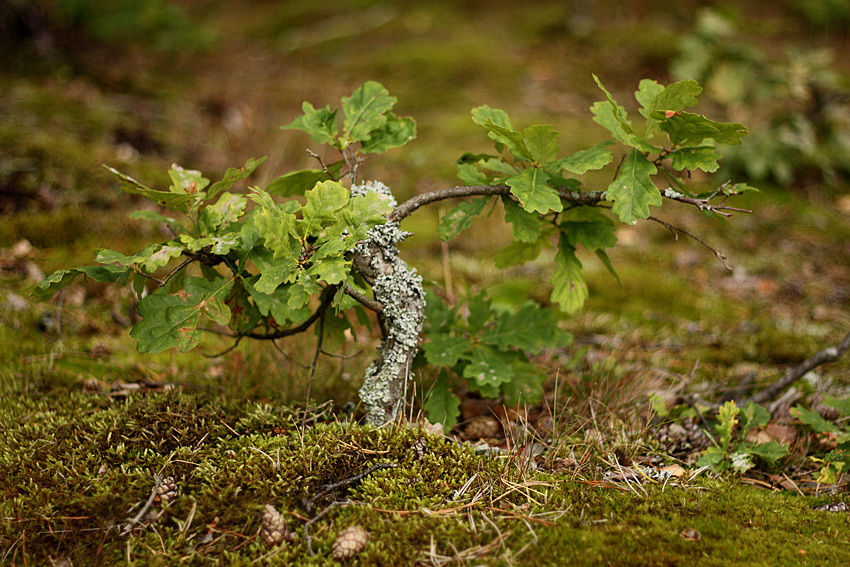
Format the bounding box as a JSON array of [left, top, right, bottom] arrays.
[[743, 331, 850, 405], [306, 149, 338, 180], [163, 255, 198, 284], [198, 285, 339, 341], [120, 474, 163, 536], [305, 463, 398, 513], [647, 215, 732, 271], [304, 500, 352, 556], [200, 334, 244, 358], [302, 306, 327, 432]]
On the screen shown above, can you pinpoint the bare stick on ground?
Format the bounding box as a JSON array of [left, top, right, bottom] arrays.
[[743, 330, 850, 405]]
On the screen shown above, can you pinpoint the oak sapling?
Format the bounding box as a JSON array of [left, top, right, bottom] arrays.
[[34, 78, 755, 427]]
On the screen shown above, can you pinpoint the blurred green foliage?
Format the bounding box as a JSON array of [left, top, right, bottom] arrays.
[[672, 8, 850, 189], [53, 0, 217, 51]]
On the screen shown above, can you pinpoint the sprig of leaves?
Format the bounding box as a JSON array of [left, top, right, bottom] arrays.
[[421, 289, 572, 430], [697, 401, 789, 473]]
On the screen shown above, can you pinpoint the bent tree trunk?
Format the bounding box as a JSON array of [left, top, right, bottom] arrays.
[[351, 181, 425, 425]]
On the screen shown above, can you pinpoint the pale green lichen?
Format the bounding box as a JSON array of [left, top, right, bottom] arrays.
[[352, 181, 426, 424]]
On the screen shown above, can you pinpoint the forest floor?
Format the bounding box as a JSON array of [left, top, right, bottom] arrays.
[[2, 1, 850, 565]]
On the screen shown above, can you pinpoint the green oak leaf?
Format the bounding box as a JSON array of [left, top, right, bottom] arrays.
[[250, 191, 300, 261], [471, 105, 514, 150], [640, 80, 702, 137], [131, 276, 233, 353], [104, 166, 195, 214], [424, 370, 462, 431], [342, 81, 395, 143], [208, 156, 266, 199], [129, 209, 187, 235], [748, 441, 789, 463], [339, 191, 392, 243], [141, 245, 184, 272], [467, 291, 492, 334], [422, 334, 472, 367], [168, 164, 209, 197], [437, 197, 490, 241], [636, 79, 665, 119], [790, 405, 841, 434], [359, 113, 416, 154], [31, 269, 81, 301], [480, 158, 520, 177], [741, 402, 771, 433], [500, 360, 547, 406], [184, 276, 232, 325], [502, 197, 544, 242], [669, 146, 721, 172], [31, 265, 130, 301], [656, 111, 748, 146], [506, 168, 562, 214], [561, 220, 617, 251], [95, 245, 183, 273], [301, 181, 348, 236], [463, 346, 514, 389], [179, 234, 240, 255], [484, 120, 532, 161], [591, 75, 656, 153], [457, 162, 489, 185], [286, 272, 322, 310], [131, 294, 201, 353], [493, 238, 543, 269], [523, 124, 560, 163], [251, 247, 299, 294], [266, 165, 342, 197], [198, 192, 247, 234], [316, 312, 351, 352], [548, 141, 614, 174], [550, 236, 588, 314], [594, 249, 622, 286], [696, 446, 724, 469], [481, 303, 571, 353], [422, 289, 457, 335], [307, 255, 350, 285], [244, 279, 311, 326], [607, 148, 660, 224], [282, 102, 339, 146]]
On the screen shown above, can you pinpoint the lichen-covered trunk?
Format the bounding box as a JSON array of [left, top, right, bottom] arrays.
[[351, 181, 425, 425]]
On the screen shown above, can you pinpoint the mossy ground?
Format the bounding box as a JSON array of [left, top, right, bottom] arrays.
[[3, 1, 850, 565], [2, 378, 849, 567]]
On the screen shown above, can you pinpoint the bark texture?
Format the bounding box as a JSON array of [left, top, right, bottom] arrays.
[[351, 181, 425, 424]]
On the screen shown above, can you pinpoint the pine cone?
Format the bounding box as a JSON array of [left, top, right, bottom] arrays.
[[332, 525, 369, 560], [260, 504, 290, 547], [816, 403, 841, 422], [155, 476, 178, 506], [464, 416, 500, 440], [411, 437, 429, 460]]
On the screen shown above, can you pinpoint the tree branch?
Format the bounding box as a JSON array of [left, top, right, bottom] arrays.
[[344, 283, 384, 314], [389, 184, 609, 222], [743, 331, 850, 405], [390, 182, 749, 224]]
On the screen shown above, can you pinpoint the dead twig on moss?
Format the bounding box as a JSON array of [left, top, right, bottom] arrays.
[[119, 474, 163, 537], [304, 462, 398, 513]]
